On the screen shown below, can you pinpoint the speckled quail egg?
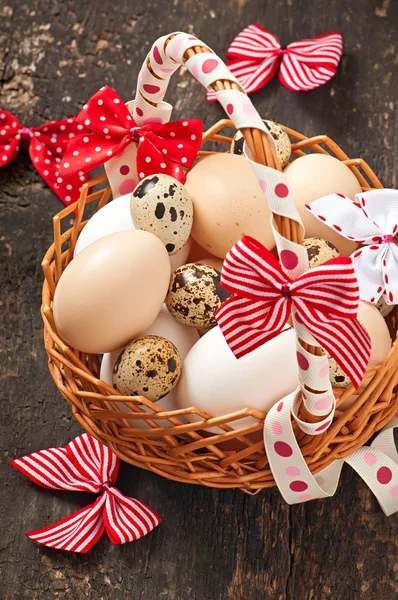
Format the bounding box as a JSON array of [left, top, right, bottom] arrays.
[[166, 263, 232, 329], [130, 174, 193, 255], [375, 296, 395, 318], [230, 119, 291, 169], [328, 354, 350, 388], [112, 335, 182, 402], [302, 237, 340, 268]]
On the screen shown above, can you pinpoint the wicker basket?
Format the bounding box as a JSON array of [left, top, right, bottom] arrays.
[[42, 35, 398, 493]]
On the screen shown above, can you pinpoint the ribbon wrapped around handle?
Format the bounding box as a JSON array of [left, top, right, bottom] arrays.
[[10, 433, 161, 553]]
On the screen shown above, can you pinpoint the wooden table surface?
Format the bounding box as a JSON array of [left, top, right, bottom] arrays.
[[1, 1, 397, 598]]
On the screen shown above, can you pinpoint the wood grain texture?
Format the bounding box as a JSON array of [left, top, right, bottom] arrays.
[[0, 1, 397, 598]]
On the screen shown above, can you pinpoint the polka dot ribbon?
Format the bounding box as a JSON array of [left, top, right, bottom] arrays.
[[0, 108, 89, 206], [215, 235, 371, 389], [58, 86, 203, 185], [264, 390, 398, 516], [10, 433, 161, 553], [306, 189, 398, 305], [207, 24, 343, 100]]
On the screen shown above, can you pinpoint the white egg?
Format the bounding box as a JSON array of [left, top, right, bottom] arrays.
[[74, 194, 192, 270], [176, 326, 299, 431], [100, 305, 199, 428]]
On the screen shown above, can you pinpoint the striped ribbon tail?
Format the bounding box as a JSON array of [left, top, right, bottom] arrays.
[[10, 433, 161, 553]]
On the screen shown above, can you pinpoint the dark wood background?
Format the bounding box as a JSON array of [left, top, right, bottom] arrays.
[[1, 1, 397, 598]]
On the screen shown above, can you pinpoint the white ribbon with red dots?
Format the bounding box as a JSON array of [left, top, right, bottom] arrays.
[[265, 391, 398, 515], [306, 189, 398, 305]]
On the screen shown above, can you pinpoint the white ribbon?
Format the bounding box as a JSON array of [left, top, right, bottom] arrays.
[[307, 189, 398, 304], [264, 391, 398, 515]]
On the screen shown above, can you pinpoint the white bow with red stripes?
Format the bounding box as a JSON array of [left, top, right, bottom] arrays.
[[207, 24, 342, 100], [215, 235, 371, 389], [10, 433, 161, 553]]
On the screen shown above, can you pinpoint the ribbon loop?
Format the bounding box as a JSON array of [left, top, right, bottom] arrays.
[[10, 433, 161, 553], [215, 235, 371, 388]]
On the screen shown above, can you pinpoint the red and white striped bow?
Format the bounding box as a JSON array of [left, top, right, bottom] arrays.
[[10, 433, 161, 553], [215, 236, 371, 388], [207, 24, 342, 100]]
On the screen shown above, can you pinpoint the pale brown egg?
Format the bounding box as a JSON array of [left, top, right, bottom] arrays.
[[196, 256, 224, 271], [185, 153, 274, 259], [53, 230, 170, 354], [284, 154, 362, 255]]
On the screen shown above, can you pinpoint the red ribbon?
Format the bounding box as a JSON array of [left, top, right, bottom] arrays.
[[207, 24, 343, 100], [215, 236, 371, 389], [0, 109, 89, 206], [10, 433, 161, 553], [59, 86, 203, 185]]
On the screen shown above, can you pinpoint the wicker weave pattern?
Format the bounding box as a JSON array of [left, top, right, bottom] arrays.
[[41, 121, 398, 492]]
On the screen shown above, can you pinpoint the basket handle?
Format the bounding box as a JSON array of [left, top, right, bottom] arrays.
[[120, 32, 336, 427]]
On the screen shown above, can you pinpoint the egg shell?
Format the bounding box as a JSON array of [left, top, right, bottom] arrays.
[[176, 326, 299, 432], [375, 296, 395, 318], [187, 236, 221, 263], [329, 301, 391, 388], [196, 256, 224, 272], [230, 120, 291, 169], [131, 174, 193, 255], [54, 230, 171, 353], [166, 263, 231, 329], [74, 194, 192, 270], [185, 154, 275, 259], [284, 154, 362, 255], [302, 237, 340, 268], [100, 305, 199, 427], [112, 335, 181, 401]]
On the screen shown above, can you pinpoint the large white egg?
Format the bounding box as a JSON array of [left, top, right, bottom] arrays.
[[74, 194, 192, 270], [100, 305, 199, 428], [284, 154, 362, 255], [176, 326, 299, 431]]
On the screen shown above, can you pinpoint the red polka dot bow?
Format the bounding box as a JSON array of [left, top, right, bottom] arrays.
[[10, 433, 161, 554], [207, 24, 342, 100], [0, 109, 89, 206], [59, 86, 203, 185], [306, 189, 398, 306], [215, 236, 371, 388]]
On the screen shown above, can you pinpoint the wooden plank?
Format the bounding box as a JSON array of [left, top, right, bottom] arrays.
[[0, 0, 397, 598]]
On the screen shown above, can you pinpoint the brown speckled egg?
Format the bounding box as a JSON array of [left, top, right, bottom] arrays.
[[230, 120, 291, 169], [166, 263, 231, 329], [130, 174, 193, 255], [375, 296, 394, 318], [328, 354, 350, 388], [112, 335, 182, 402], [302, 237, 340, 268]]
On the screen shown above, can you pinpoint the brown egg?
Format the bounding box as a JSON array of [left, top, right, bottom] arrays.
[[112, 335, 181, 402], [284, 154, 362, 256], [185, 153, 274, 259], [166, 263, 231, 329], [196, 257, 224, 271], [53, 230, 170, 353]]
